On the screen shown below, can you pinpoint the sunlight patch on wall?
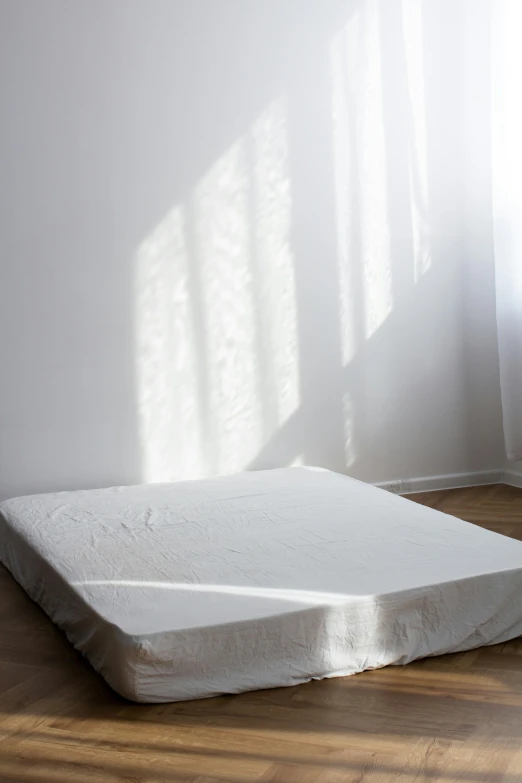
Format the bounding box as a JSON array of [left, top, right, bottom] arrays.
[[331, 21, 358, 367], [135, 100, 299, 483], [403, 0, 431, 281], [135, 206, 203, 482], [357, 0, 393, 339], [252, 99, 299, 427], [194, 140, 264, 474], [332, 0, 393, 349], [343, 391, 357, 468]]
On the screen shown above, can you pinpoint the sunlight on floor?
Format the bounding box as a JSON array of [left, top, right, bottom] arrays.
[[135, 100, 299, 483], [403, 0, 431, 281], [331, 0, 393, 351]]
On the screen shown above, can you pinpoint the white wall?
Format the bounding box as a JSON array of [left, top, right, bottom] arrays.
[[505, 461, 522, 481], [459, 0, 522, 480], [461, 0, 506, 473], [0, 0, 502, 500]]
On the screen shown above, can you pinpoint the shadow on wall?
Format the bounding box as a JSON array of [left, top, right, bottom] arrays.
[[0, 0, 475, 498]]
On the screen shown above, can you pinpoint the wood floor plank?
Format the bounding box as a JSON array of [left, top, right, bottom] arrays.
[[1, 483, 522, 782]]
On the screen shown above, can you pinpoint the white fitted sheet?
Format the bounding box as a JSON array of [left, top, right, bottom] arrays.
[[1, 468, 522, 702]]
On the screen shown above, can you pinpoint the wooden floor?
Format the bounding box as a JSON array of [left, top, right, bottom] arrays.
[[1, 484, 522, 782]]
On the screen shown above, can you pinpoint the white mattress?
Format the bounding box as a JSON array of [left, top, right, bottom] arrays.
[[1, 467, 522, 703]]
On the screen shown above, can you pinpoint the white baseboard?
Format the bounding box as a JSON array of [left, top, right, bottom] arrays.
[[375, 470, 504, 495], [503, 470, 522, 489]]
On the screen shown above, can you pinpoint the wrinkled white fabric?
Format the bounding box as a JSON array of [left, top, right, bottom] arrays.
[[1, 467, 522, 703]]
